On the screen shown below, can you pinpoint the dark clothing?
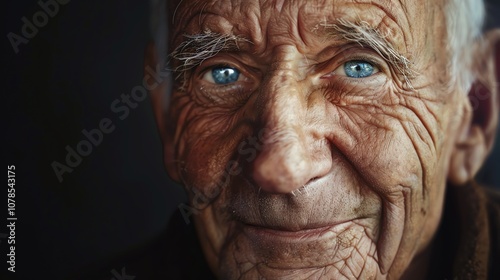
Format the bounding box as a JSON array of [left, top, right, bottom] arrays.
[[74, 210, 215, 280], [77, 182, 500, 279], [428, 182, 500, 280]]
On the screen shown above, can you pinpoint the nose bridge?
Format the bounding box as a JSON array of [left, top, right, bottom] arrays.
[[258, 54, 309, 152], [261, 68, 304, 128], [260, 45, 306, 128], [250, 58, 314, 194]]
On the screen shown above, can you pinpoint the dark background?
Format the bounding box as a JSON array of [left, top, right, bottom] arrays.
[[2, 1, 500, 279]]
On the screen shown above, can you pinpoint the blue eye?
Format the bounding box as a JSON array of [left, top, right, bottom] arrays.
[[344, 60, 375, 78], [211, 66, 240, 84]]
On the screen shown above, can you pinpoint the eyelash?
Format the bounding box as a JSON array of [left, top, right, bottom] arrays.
[[199, 63, 232, 77]]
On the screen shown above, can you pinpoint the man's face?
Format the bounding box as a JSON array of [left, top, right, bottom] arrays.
[[166, 0, 468, 278]]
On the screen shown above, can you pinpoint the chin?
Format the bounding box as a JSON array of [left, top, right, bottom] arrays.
[[196, 215, 382, 279]]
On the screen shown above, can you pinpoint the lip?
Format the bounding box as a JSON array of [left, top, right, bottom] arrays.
[[242, 220, 354, 243]]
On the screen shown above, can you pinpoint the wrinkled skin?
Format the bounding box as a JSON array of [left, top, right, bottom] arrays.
[[147, 0, 499, 279]]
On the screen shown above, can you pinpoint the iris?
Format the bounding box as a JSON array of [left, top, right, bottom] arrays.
[[344, 61, 375, 78], [212, 67, 240, 84]]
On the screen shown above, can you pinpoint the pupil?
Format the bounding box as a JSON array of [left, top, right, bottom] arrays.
[[355, 65, 362, 71], [212, 67, 240, 84]]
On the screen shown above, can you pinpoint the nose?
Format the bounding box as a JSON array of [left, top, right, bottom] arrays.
[[249, 69, 331, 194]]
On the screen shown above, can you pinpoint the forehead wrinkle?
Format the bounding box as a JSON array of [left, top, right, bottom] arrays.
[[263, 5, 305, 52], [171, 32, 248, 62], [171, 1, 234, 39], [172, 0, 432, 79], [322, 2, 409, 52], [359, 0, 412, 53], [172, 0, 267, 50]]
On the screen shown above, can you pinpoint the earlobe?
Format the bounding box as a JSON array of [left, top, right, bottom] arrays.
[[144, 41, 181, 182], [448, 29, 500, 186], [448, 120, 488, 185]]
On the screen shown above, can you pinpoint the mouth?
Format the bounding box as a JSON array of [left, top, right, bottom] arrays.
[[242, 220, 355, 243], [237, 220, 363, 268]]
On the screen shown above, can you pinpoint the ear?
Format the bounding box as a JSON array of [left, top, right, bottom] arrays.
[[144, 41, 180, 182], [448, 29, 500, 185]]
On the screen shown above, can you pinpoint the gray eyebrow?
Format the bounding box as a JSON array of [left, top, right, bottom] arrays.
[[319, 19, 416, 88], [170, 31, 250, 82], [170, 20, 416, 89]]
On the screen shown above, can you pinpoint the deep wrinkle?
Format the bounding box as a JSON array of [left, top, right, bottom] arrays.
[[156, 0, 498, 279]]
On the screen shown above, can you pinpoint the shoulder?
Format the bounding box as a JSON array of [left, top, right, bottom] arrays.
[[483, 186, 500, 207], [483, 186, 500, 279]]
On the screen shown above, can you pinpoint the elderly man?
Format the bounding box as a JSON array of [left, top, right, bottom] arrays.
[[83, 0, 499, 279], [145, 0, 500, 279]]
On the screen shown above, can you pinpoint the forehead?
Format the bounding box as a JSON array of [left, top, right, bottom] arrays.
[[171, 0, 443, 55]]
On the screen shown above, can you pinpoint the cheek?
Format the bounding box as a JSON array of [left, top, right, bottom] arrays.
[[327, 107, 420, 191], [322, 85, 447, 207], [172, 99, 246, 201]]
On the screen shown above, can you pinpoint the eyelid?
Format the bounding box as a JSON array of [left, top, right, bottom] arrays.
[[347, 55, 382, 71], [198, 63, 233, 78], [194, 53, 257, 76]]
